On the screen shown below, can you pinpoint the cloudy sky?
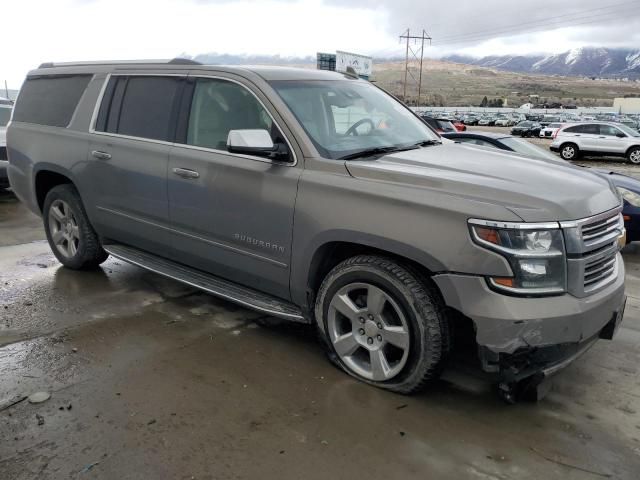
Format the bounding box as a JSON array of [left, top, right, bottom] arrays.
[[2, 0, 640, 88]]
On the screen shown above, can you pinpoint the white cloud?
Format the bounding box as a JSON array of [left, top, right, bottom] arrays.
[[3, 0, 640, 87], [2, 0, 394, 87]]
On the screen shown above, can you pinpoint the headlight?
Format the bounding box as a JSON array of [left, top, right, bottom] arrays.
[[469, 220, 566, 296], [617, 187, 640, 207]]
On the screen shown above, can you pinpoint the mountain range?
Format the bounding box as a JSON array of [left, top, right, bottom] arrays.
[[187, 47, 640, 79], [443, 48, 640, 78]]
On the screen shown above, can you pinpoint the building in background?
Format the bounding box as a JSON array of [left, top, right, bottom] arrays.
[[613, 98, 640, 114], [316, 51, 372, 80]]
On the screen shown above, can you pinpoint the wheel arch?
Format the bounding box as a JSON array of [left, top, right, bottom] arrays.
[[295, 231, 447, 313], [625, 145, 640, 156], [33, 164, 77, 213]]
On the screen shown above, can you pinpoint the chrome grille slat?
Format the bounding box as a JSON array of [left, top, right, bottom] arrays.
[[584, 266, 615, 287], [585, 257, 616, 277], [563, 208, 623, 297], [579, 211, 620, 292], [583, 222, 621, 241], [579, 212, 623, 252], [582, 214, 619, 233]]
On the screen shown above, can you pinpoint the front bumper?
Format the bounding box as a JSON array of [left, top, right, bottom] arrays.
[[433, 256, 626, 377], [550, 145, 560, 152]]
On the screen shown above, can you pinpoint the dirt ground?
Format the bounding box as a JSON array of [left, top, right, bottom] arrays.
[[2, 144, 640, 479]]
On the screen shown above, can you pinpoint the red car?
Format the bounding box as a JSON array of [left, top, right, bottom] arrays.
[[452, 120, 466, 132]]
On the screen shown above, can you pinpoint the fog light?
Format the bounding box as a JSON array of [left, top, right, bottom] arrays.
[[519, 259, 547, 276]]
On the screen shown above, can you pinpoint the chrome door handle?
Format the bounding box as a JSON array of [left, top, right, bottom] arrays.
[[91, 150, 112, 160], [172, 167, 200, 179]]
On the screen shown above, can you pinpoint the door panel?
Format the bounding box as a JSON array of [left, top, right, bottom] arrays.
[[82, 74, 185, 255], [167, 146, 299, 298], [84, 135, 172, 254], [166, 76, 301, 299], [577, 124, 601, 152], [597, 125, 627, 154]]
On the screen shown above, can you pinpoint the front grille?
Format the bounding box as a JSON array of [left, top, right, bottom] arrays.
[[580, 212, 623, 252], [563, 208, 623, 298], [583, 250, 617, 292], [0, 146, 6, 160]]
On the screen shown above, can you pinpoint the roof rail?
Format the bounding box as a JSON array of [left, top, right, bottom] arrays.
[[37, 58, 202, 69], [168, 57, 202, 65]]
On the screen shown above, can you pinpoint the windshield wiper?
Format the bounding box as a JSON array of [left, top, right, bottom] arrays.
[[339, 145, 418, 160], [412, 139, 442, 147]]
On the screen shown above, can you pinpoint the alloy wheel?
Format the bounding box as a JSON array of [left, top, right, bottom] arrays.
[[48, 199, 80, 258], [629, 149, 640, 164], [562, 145, 575, 159], [327, 282, 410, 382]]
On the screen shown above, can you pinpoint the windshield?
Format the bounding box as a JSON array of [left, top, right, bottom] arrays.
[[617, 124, 640, 137], [0, 107, 11, 127], [500, 137, 563, 162], [270, 80, 439, 159]]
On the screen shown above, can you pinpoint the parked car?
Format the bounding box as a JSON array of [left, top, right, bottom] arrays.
[[8, 60, 627, 401], [477, 116, 495, 127], [493, 116, 513, 127], [551, 122, 640, 163], [0, 104, 12, 189], [462, 115, 479, 126], [451, 120, 466, 132], [419, 115, 457, 133], [442, 130, 640, 243], [539, 123, 564, 139], [539, 116, 560, 128], [511, 121, 542, 137]]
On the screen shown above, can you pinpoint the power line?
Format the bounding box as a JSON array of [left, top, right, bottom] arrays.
[[399, 29, 431, 106], [433, 3, 640, 45], [435, 0, 639, 42]]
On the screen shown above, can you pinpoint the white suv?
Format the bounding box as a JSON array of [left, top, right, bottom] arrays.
[[551, 122, 640, 163]]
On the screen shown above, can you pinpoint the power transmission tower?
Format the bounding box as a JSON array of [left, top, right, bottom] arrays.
[[399, 29, 432, 106]]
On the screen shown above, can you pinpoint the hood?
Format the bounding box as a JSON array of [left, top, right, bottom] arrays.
[[345, 143, 621, 222]]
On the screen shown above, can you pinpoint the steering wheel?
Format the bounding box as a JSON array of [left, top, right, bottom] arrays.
[[345, 118, 375, 136]]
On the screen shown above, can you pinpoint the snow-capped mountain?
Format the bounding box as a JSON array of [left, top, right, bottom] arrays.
[[443, 48, 640, 78]]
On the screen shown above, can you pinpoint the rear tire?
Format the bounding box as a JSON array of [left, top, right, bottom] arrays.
[[43, 184, 108, 270], [315, 255, 447, 394], [560, 143, 579, 160], [627, 147, 640, 165]]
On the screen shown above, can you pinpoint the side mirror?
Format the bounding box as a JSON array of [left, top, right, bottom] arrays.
[[616, 132, 626, 138], [227, 129, 291, 161]]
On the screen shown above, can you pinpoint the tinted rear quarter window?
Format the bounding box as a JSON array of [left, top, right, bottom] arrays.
[[13, 75, 91, 127]]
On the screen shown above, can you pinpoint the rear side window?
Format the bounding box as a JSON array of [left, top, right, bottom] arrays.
[[96, 76, 183, 141], [13, 75, 91, 127]]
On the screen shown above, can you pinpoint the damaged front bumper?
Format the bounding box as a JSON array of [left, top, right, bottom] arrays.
[[433, 255, 626, 383]]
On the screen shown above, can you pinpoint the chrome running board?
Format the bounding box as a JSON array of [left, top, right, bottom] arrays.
[[104, 243, 305, 322]]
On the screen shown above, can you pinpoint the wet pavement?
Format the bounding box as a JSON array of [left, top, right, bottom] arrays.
[[1, 189, 640, 479]]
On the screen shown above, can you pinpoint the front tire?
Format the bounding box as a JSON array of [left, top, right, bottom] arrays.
[[315, 255, 447, 394], [560, 143, 579, 160], [627, 147, 640, 165], [43, 184, 108, 269]]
